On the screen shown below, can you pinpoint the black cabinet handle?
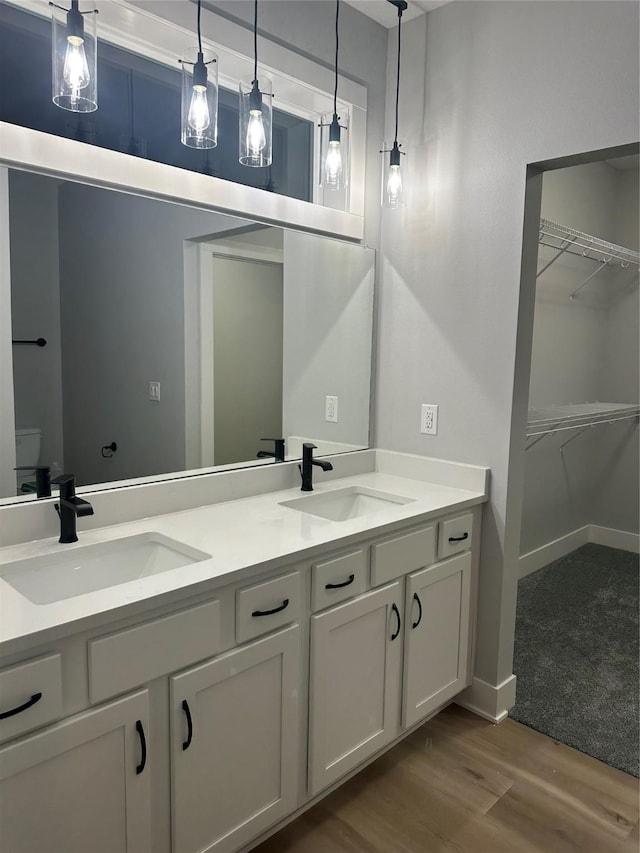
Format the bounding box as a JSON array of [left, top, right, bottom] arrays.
[[252, 598, 289, 618], [0, 691, 42, 720], [135, 720, 147, 774], [325, 574, 355, 590], [391, 603, 401, 641], [448, 532, 469, 543], [182, 699, 193, 751], [412, 592, 423, 629]]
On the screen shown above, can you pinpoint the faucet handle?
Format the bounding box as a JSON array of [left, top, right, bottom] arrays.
[[51, 474, 75, 486], [51, 473, 76, 500], [302, 442, 317, 452]]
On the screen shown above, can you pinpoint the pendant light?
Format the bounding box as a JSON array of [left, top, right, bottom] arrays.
[[50, 0, 98, 113], [381, 0, 408, 208], [180, 0, 218, 149], [319, 0, 348, 192], [239, 0, 272, 167]]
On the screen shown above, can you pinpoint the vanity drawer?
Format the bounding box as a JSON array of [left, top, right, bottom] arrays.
[[236, 571, 301, 643], [312, 549, 368, 612], [437, 513, 474, 560], [370, 525, 436, 587], [89, 600, 221, 704], [0, 654, 63, 743]]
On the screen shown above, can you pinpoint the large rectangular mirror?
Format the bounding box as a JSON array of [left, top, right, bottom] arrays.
[[2, 168, 374, 502]]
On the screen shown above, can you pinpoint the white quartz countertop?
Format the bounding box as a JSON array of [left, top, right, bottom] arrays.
[[0, 464, 487, 654]]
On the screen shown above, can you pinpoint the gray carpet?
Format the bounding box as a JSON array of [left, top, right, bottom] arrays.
[[511, 543, 639, 777]]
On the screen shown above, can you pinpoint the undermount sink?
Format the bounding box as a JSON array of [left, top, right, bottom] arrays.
[[280, 486, 414, 522], [0, 533, 211, 605]]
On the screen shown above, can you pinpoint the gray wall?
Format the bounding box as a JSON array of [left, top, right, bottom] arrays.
[[212, 255, 283, 465], [9, 170, 65, 476], [58, 184, 242, 485], [376, 1, 639, 690], [521, 162, 639, 555], [282, 231, 374, 447]]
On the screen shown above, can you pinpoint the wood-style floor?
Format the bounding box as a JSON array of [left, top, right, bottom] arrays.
[[253, 705, 639, 853]]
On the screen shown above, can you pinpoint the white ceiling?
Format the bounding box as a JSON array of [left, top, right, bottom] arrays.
[[343, 0, 450, 28]]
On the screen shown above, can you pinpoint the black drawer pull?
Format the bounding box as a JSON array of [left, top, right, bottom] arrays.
[[135, 720, 147, 774], [325, 574, 355, 590], [448, 532, 469, 543], [391, 603, 401, 641], [0, 691, 42, 720], [182, 699, 193, 751], [412, 592, 423, 629], [252, 598, 289, 617]]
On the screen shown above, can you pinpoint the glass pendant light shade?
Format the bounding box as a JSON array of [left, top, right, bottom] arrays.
[[239, 76, 272, 167], [51, 0, 98, 113], [181, 47, 218, 148], [381, 0, 408, 209], [381, 138, 407, 208], [320, 113, 349, 191]]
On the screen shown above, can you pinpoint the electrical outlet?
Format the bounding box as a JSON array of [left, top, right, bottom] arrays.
[[325, 395, 338, 423], [148, 381, 161, 402], [420, 403, 438, 435]]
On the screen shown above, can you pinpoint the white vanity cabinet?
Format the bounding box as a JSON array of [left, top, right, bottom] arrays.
[[0, 498, 482, 853], [308, 513, 476, 797], [0, 689, 150, 853], [402, 551, 472, 728], [308, 582, 403, 795], [169, 625, 301, 853]]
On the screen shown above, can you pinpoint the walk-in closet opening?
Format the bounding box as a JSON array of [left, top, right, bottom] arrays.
[[512, 149, 639, 777]]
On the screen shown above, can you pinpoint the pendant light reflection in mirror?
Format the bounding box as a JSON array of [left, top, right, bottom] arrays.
[[239, 0, 273, 167], [180, 0, 218, 149], [381, 0, 407, 209], [50, 0, 98, 112], [319, 0, 349, 193]]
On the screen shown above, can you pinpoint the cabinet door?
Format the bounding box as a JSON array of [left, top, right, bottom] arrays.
[[170, 624, 300, 853], [308, 582, 402, 796], [403, 551, 471, 728], [0, 690, 150, 853]]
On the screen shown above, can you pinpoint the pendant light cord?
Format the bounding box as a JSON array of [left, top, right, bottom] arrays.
[[253, 0, 258, 83], [333, 0, 340, 115], [197, 0, 203, 54], [394, 4, 402, 144]]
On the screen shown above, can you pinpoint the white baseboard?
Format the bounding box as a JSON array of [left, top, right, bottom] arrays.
[[455, 674, 517, 723], [518, 526, 590, 578], [589, 525, 640, 554], [519, 524, 639, 578]]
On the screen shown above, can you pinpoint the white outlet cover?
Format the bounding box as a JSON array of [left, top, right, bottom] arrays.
[[325, 395, 338, 423], [420, 403, 438, 435]]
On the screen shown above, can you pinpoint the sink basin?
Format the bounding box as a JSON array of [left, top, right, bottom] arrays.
[[280, 486, 414, 522], [0, 533, 211, 605]]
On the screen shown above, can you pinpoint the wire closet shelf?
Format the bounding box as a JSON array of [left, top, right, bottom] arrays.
[[526, 403, 640, 451], [537, 218, 640, 299]]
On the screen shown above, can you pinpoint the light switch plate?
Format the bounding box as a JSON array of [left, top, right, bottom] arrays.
[[149, 381, 161, 402]]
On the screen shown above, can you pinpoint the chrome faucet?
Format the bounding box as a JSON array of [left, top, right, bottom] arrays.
[[299, 443, 333, 492], [52, 474, 94, 543]]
